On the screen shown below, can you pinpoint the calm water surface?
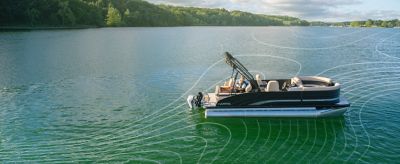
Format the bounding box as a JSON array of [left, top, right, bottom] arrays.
[[0, 27, 400, 163]]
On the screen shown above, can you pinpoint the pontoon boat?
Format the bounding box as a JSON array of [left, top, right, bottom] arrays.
[[187, 52, 350, 118]]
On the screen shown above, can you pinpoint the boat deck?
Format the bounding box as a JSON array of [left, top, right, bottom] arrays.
[[204, 93, 218, 107]]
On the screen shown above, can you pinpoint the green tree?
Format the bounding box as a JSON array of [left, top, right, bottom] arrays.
[[122, 9, 130, 26], [124, 9, 130, 18], [365, 19, 373, 27], [105, 4, 121, 26], [374, 20, 382, 27], [381, 21, 388, 27], [57, 1, 76, 26], [387, 21, 394, 28], [350, 21, 360, 27], [0, 0, 310, 27], [26, 8, 40, 26]]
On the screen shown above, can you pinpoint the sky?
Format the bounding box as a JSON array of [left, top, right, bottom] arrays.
[[147, 0, 400, 22]]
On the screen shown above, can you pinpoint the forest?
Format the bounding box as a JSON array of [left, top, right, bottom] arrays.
[[2, 0, 398, 28], [0, 0, 309, 27], [311, 19, 400, 28]]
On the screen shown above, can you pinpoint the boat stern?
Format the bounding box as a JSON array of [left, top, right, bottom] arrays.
[[187, 92, 204, 110]]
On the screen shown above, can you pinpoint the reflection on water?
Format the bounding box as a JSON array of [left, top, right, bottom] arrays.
[[197, 117, 346, 163]]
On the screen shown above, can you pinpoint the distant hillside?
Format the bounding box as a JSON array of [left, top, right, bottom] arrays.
[[0, 0, 309, 27], [311, 19, 400, 28]]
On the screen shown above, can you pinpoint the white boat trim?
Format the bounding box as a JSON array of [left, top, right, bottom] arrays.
[[207, 107, 317, 111], [248, 97, 340, 105], [302, 97, 340, 102], [249, 99, 301, 105]]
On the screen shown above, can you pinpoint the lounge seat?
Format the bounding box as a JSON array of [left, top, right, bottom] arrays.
[[256, 74, 266, 87], [265, 80, 279, 92]]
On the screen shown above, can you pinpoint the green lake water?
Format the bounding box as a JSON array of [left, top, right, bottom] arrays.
[[0, 27, 400, 163]]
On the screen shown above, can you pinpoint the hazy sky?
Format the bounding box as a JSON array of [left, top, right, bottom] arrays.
[[147, 0, 400, 22]]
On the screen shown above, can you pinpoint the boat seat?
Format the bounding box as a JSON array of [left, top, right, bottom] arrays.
[[215, 85, 221, 94], [256, 74, 262, 86], [256, 74, 267, 87], [291, 77, 303, 87], [265, 80, 280, 92], [227, 78, 234, 87], [223, 78, 234, 87], [245, 83, 252, 93], [239, 75, 244, 86]]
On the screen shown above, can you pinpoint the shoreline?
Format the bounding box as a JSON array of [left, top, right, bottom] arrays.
[[0, 26, 98, 31], [0, 25, 397, 31]]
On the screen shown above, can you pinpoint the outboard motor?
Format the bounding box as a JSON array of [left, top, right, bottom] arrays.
[[187, 92, 203, 109]]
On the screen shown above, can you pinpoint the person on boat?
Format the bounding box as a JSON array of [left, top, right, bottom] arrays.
[[234, 75, 249, 93]]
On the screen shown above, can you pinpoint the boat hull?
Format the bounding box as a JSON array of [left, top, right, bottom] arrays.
[[205, 107, 347, 118]]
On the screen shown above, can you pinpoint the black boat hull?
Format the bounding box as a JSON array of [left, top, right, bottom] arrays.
[[215, 89, 341, 107]]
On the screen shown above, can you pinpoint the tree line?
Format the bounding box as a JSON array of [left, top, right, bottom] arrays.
[[349, 19, 400, 28], [0, 0, 309, 27], [3, 0, 397, 28], [311, 19, 400, 28]]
